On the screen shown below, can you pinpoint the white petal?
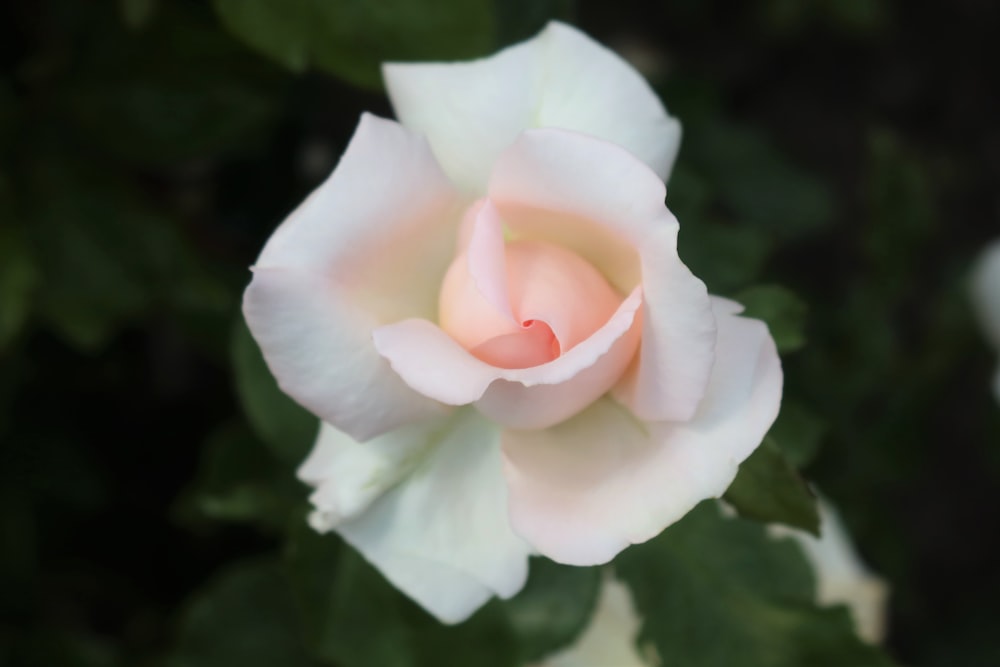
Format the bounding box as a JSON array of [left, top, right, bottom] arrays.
[[770, 499, 890, 644], [383, 21, 680, 193], [971, 238, 1000, 350], [490, 128, 717, 422], [299, 419, 445, 527], [334, 410, 532, 624], [501, 297, 782, 565], [244, 113, 464, 441]]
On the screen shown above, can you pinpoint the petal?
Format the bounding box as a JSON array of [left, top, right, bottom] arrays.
[[332, 410, 532, 624], [244, 113, 465, 441], [501, 297, 782, 565], [490, 128, 717, 422], [298, 418, 445, 526], [383, 21, 680, 193], [373, 287, 642, 429], [466, 200, 516, 322], [243, 268, 447, 442], [971, 238, 1000, 350], [251, 112, 464, 324]]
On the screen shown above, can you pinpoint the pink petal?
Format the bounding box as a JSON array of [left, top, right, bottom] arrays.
[[372, 288, 642, 430], [466, 200, 516, 322], [490, 128, 717, 422], [383, 21, 681, 193], [501, 297, 783, 565], [243, 114, 463, 440]]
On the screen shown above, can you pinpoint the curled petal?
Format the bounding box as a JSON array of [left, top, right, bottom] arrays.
[[501, 297, 782, 565], [299, 418, 445, 527], [373, 288, 643, 429], [332, 410, 532, 624], [244, 114, 463, 441], [384, 21, 681, 193], [490, 128, 717, 422]]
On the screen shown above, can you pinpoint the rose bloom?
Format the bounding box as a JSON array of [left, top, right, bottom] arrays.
[[243, 22, 782, 623], [971, 239, 1000, 401]]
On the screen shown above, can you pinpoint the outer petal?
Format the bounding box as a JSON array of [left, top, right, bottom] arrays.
[[299, 419, 445, 527], [373, 288, 642, 429], [244, 113, 463, 441], [331, 410, 532, 624], [383, 21, 681, 193], [490, 128, 716, 422], [501, 297, 782, 565]]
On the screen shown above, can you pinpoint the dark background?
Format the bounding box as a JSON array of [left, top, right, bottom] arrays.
[[1, 0, 998, 665]]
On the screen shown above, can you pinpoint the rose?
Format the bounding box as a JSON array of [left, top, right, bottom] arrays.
[[243, 22, 783, 623], [971, 239, 1000, 400]]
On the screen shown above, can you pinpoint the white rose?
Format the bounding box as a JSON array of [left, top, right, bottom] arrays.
[[243, 22, 783, 623]]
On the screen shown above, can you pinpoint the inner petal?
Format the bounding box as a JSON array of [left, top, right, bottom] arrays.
[[470, 319, 561, 369]]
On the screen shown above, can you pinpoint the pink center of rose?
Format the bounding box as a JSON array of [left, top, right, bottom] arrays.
[[438, 235, 623, 370]]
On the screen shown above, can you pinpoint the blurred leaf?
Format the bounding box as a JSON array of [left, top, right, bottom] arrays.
[[725, 437, 820, 535], [0, 225, 38, 352], [174, 422, 305, 530], [285, 526, 518, 667], [677, 220, 772, 294], [500, 557, 600, 661], [617, 502, 894, 667], [24, 161, 183, 349], [231, 319, 318, 464], [61, 3, 285, 164], [768, 401, 827, 468], [735, 284, 808, 353], [119, 0, 158, 30], [863, 129, 934, 296], [213, 0, 496, 89], [168, 558, 320, 667], [687, 119, 833, 241], [493, 0, 575, 44]]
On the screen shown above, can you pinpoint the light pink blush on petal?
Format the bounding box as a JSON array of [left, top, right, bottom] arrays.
[[440, 231, 623, 369]]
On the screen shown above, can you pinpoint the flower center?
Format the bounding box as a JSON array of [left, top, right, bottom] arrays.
[[438, 237, 623, 370]]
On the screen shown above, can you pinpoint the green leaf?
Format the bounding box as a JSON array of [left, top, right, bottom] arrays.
[[676, 220, 772, 294], [0, 225, 38, 352], [119, 0, 158, 29], [213, 0, 496, 89], [735, 284, 808, 353], [493, 0, 575, 44], [60, 3, 286, 165], [617, 502, 894, 667], [173, 422, 306, 530], [686, 119, 834, 241], [284, 526, 519, 667], [22, 159, 214, 350], [168, 558, 320, 667], [500, 557, 600, 661], [768, 401, 827, 468], [724, 437, 820, 535], [231, 318, 318, 464]]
